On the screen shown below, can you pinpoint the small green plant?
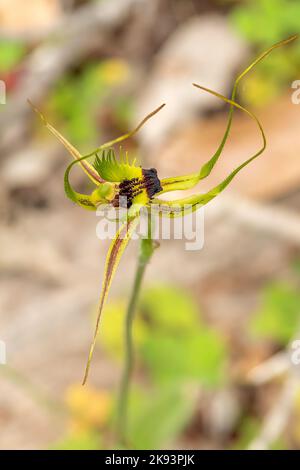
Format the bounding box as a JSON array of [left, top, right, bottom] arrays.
[[30, 36, 297, 447]]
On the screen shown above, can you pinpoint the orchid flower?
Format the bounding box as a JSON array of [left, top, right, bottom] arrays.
[[30, 35, 297, 384]]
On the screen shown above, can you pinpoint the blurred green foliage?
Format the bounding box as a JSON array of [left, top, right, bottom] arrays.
[[53, 430, 100, 450], [231, 417, 260, 450], [141, 285, 199, 333], [125, 285, 227, 449], [251, 282, 300, 345], [52, 274, 300, 450], [101, 284, 227, 389], [232, 416, 286, 450], [0, 40, 25, 73], [230, 0, 300, 105], [232, 0, 300, 45], [105, 284, 227, 449], [128, 385, 197, 450], [143, 285, 226, 388], [142, 331, 225, 386], [52, 283, 228, 450]]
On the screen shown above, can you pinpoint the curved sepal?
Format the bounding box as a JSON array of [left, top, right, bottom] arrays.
[[82, 216, 140, 385], [153, 89, 266, 218]]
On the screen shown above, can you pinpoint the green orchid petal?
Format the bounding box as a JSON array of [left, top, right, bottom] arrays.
[[94, 148, 142, 182], [63, 158, 97, 210], [159, 173, 201, 193], [160, 35, 298, 195], [28, 100, 104, 185], [90, 182, 116, 205], [82, 216, 140, 385], [152, 88, 266, 218]]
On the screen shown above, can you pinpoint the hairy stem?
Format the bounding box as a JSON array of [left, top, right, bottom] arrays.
[[116, 217, 155, 446]]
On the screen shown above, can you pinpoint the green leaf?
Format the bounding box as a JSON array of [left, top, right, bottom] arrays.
[[0, 40, 25, 73], [251, 282, 300, 345], [48, 59, 132, 149], [48, 64, 106, 148], [141, 284, 200, 334], [128, 385, 197, 449], [230, 0, 300, 104], [139, 284, 227, 387], [142, 330, 227, 388], [231, 0, 300, 45], [51, 430, 101, 450]]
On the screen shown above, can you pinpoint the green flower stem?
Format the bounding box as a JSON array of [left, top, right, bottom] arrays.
[[116, 218, 156, 446]]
